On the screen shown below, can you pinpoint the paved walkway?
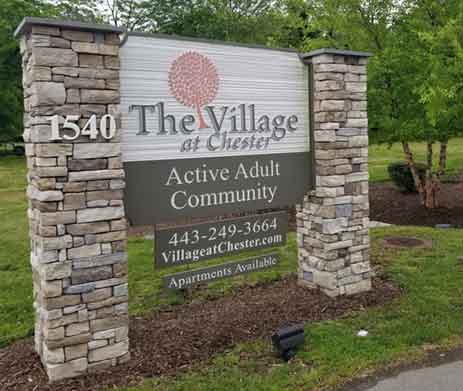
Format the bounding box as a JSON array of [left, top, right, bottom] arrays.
[[365, 360, 463, 391], [345, 349, 463, 391]]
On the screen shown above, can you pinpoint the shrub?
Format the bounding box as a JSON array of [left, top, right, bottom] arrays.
[[388, 161, 427, 192]]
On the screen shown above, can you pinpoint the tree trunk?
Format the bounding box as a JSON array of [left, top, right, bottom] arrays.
[[402, 142, 425, 203], [424, 142, 439, 209], [402, 142, 440, 209], [438, 140, 448, 177]]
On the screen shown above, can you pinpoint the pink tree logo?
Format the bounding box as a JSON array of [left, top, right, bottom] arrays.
[[168, 52, 219, 129]]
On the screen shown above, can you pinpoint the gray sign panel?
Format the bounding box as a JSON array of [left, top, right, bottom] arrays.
[[124, 152, 313, 225], [163, 252, 279, 290], [155, 211, 287, 268]]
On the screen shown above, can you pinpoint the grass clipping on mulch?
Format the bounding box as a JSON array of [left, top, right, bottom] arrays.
[[0, 276, 399, 391]]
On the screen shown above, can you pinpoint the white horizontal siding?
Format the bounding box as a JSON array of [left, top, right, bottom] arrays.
[[120, 35, 310, 162]]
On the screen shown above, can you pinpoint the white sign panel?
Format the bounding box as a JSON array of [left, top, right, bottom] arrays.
[[120, 34, 310, 163]]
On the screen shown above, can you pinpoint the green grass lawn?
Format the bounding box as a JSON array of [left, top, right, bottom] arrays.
[[1, 141, 463, 390], [125, 225, 463, 391], [369, 138, 463, 182]]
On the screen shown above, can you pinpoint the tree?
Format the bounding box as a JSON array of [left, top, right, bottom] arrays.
[[0, 0, 55, 141], [168, 52, 219, 129], [278, 0, 463, 209]]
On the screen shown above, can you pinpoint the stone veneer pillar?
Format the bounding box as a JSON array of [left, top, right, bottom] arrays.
[[14, 18, 129, 381], [297, 49, 372, 297]]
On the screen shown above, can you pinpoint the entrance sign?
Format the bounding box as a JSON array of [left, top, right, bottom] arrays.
[[163, 253, 280, 290], [15, 15, 372, 382], [155, 211, 288, 268], [120, 34, 313, 224]]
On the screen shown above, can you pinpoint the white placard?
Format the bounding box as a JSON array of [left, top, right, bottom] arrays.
[[120, 34, 310, 162]]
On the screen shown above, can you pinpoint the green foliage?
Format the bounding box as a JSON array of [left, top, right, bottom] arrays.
[[277, 0, 463, 145], [0, 0, 55, 141], [387, 161, 426, 192]]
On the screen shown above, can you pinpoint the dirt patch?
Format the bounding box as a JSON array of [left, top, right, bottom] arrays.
[[0, 276, 399, 391], [370, 182, 463, 227], [383, 237, 432, 249]]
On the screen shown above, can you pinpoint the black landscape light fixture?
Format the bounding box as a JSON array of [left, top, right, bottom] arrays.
[[271, 324, 305, 361]]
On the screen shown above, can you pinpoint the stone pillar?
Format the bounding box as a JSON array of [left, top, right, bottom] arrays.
[[297, 49, 372, 297], [15, 18, 129, 381]]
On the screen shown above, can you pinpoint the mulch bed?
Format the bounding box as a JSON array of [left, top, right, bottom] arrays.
[[370, 182, 463, 227], [0, 276, 399, 391]]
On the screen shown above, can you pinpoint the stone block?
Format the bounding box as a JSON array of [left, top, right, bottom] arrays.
[[47, 358, 88, 382], [31, 25, 60, 36], [44, 326, 65, 341], [47, 333, 91, 349], [63, 182, 87, 193], [32, 47, 78, 67], [319, 100, 345, 111], [110, 219, 126, 231], [110, 179, 125, 190], [43, 346, 65, 364], [28, 66, 52, 82], [111, 303, 127, 318], [66, 89, 80, 104], [114, 326, 128, 342], [65, 343, 88, 361], [78, 54, 103, 68], [64, 282, 96, 294], [52, 67, 78, 76], [69, 169, 124, 182], [113, 262, 128, 278], [322, 218, 347, 234], [63, 193, 86, 210], [113, 283, 128, 297], [34, 166, 68, 178], [66, 222, 109, 235], [104, 55, 120, 69], [90, 315, 128, 332], [80, 89, 119, 104], [72, 251, 127, 269], [36, 157, 56, 167], [45, 294, 81, 310], [318, 175, 345, 187], [80, 104, 107, 117], [31, 82, 66, 107], [64, 77, 105, 89], [72, 42, 118, 56], [68, 159, 107, 171], [68, 243, 101, 259], [35, 143, 73, 157], [95, 231, 126, 243], [88, 340, 128, 363], [336, 204, 353, 218], [88, 339, 108, 350], [106, 80, 119, 90], [40, 211, 76, 226], [71, 266, 113, 284], [82, 287, 112, 303], [79, 68, 118, 80], [77, 206, 124, 223], [73, 143, 120, 159], [314, 63, 348, 73], [27, 186, 63, 202], [62, 29, 94, 42], [65, 321, 90, 337], [43, 280, 63, 297], [42, 262, 72, 280]]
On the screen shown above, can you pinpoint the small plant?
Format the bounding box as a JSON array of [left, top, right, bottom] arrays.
[[388, 161, 427, 192]]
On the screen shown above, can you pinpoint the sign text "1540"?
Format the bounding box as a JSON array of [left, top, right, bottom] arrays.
[[47, 114, 117, 141]]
